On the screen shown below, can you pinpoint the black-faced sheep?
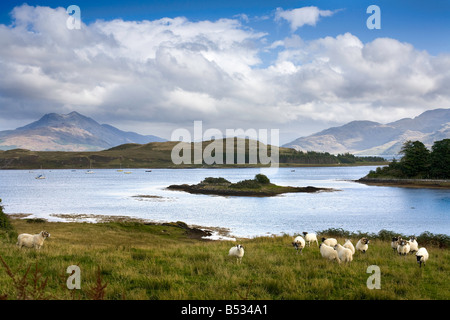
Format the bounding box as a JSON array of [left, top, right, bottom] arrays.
[[228, 244, 245, 263], [17, 231, 50, 249], [302, 232, 318, 246]]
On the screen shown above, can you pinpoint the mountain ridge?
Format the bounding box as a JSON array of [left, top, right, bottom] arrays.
[[0, 111, 166, 151], [283, 108, 450, 156]]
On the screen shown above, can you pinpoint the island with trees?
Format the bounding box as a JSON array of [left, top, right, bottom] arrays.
[[167, 174, 336, 197], [358, 139, 450, 188]]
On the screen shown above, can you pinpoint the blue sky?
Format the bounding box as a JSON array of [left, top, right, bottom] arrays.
[[2, 0, 449, 54], [0, 1, 450, 143]]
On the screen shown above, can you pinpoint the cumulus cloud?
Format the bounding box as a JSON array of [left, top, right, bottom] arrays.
[[274, 6, 336, 31], [0, 4, 449, 143]]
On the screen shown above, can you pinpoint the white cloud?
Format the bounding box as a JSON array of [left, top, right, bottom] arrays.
[[0, 4, 450, 143], [274, 6, 336, 31]]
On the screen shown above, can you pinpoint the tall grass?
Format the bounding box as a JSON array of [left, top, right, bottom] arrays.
[[0, 218, 448, 300]]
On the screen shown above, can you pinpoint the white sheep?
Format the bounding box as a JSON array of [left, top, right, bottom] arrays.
[[319, 243, 340, 264], [391, 236, 401, 253], [17, 231, 50, 249], [228, 244, 245, 263], [321, 237, 338, 247], [407, 236, 419, 253], [302, 232, 319, 246], [343, 239, 355, 254], [292, 235, 306, 254], [334, 244, 353, 263], [397, 239, 411, 256], [356, 237, 369, 253], [416, 247, 429, 268]]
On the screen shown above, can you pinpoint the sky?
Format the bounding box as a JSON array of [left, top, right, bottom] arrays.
[[0, 0, 450, 144]]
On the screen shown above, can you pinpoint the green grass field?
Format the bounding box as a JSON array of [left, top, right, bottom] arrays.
[[0, 218, 449, 300]]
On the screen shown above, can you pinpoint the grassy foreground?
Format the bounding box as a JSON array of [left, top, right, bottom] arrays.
[[0, 218, 449, 300]]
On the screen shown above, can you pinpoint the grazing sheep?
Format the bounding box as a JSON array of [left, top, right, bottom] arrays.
[[391, 236, 401, 253], [343, 239, 355, 254], [302, 232, 319, 246], [292, 235, 306, 254], [334, 244, 353, 263], [356, 237, 369, 253], [321, 237, 338, 247], [17, 231, 50, 249], [397, 239, 411, 256], [408, 236, 419, 253], [228, 244, 245, 263], [416, 247, 429, 268], [319, 243, 340, 264]]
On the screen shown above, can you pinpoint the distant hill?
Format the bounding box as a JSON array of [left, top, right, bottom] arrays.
[[0, 138, 386, 170], [0, 111, 165, 151], [283, 108, 450, 156]]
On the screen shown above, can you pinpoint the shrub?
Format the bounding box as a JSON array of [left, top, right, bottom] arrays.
[[230, 179, 261, 189], [0, 199, 17, 242], [201, 177, 231, 184], [255, 174, 270, 184]]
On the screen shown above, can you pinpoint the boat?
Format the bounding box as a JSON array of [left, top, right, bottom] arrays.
[[86, 170, 94, 174], [35, 174, 46, 179]]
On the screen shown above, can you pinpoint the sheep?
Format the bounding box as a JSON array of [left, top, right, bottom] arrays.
[[321, 237, 338, 247], [397, 239, 411, 256], [343, 239, 355, 254], [228, 244, 245, 263], [292, 235, 306, 254], [356, 237, 370, 253], [17, 231, 50, 249], [319, 243, 340, 264], [407, 236, 419, 253], [302, 232, 319, 246], [334, 244, 353, 263], [391, 236, 401, 253], [416, 247, 429, 268]]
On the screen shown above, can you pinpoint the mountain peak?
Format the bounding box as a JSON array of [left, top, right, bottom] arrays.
[[0, 111, 165, 151], [283, 108, 450, 156]]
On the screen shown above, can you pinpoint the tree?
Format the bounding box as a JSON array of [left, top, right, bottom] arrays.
[[399, 140, 430, 178], [430, 139, 450, 179]]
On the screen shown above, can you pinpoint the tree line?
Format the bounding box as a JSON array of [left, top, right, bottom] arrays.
[[368, 139, 450, 179]]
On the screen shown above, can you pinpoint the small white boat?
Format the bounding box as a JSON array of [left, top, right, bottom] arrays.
[[85, 170, 94, 174], [35, 174, 46, 179]]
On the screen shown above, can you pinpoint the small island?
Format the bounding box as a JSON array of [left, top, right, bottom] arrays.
[[167, 174, 336, 197]]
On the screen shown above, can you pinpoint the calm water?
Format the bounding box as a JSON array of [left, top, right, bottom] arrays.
[[0, 167, 449, 238]]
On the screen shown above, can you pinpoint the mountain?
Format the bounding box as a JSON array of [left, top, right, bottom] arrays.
[[0, 111, 166, 151], [283, 108, 450, 156]]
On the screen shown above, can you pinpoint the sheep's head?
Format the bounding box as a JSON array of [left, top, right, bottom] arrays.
[[321, 237, 326, 242], [361, 238, 369, 244], [392, 237, 398, 242], [237, 244, 243, 250], [40, 231, 50, 238], [302, 232, 307, 236]]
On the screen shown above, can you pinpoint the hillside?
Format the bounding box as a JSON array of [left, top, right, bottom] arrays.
[[0, 138, 386, 170], [283, 108, 450, 156], [0, 111, 165, 151]]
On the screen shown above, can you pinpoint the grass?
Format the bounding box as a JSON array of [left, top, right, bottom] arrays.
[[0, 218, 449, 300]]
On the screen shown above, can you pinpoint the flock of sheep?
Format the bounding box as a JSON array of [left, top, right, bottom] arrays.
[[228, 232, 429, 267], [16, 229, 429, 268]]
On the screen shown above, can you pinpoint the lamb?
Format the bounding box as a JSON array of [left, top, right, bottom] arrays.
[[292, 235, 306, 254], [407, 236, 419, 253], [334, 244, 353, 263], [319, 243, 340, 264], [355, 237, 369, 253], [391, 236, 401, 253], [416, 247, 429, 268], [321, 237, 338, 247], [17, 231, 50, 249], [397, 239, 411, 256], [302, 232, 319, 246], [343, 239, 355, 254], [228, 244, 245, 263]]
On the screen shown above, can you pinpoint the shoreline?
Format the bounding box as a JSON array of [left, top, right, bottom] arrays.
[[6, 213, 239, 241], [356, 177, 450, 189]]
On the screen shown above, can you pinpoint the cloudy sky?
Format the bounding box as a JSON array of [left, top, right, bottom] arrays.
[[1, 0, 449, 144]]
